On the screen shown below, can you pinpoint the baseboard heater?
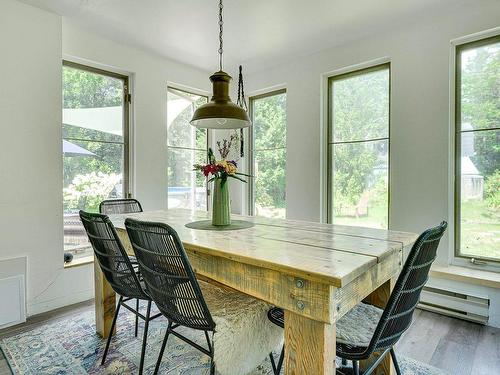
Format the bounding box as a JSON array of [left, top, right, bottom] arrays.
[[418, 285, 489, 325]]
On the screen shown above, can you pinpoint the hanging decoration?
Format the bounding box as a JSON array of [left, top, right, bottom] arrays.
[[190, 0, 251, 129], [236, 65, 248, 157]]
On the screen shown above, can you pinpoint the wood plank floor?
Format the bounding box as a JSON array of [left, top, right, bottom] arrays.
[[0, 301, 499, 374], [396, 309, 500, 375]]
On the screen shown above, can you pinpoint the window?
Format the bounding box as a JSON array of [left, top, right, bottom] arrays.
[[167, 87, 209, 210], [327, 64, 390, 229], [455, 35, 500, 263], [62, 61, 129, 260], [249, 90, 287, 218]]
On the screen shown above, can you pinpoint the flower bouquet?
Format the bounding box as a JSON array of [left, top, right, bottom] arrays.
[[193, 136, 250, 226]]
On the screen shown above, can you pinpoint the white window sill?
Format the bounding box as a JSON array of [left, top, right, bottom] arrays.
[[64, 255, 94, 269], [430, 265, 500, 289]]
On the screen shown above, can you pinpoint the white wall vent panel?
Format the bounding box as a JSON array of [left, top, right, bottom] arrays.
[[0, 275, 26, 329], [418, 285, 489, 325]]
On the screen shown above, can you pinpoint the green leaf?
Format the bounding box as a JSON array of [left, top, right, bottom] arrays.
[[228, 174, 247, 183]]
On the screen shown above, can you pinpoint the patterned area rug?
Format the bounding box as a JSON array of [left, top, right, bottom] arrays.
[[0, 304, 448, 374]]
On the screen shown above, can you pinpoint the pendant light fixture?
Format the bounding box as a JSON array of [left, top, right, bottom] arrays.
[[190, 0, 251, 129]]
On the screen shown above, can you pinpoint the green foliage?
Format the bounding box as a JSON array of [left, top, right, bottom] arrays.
[[485, 171, 500, 209], [63, 125, 123, 187], [64, 172, 121, 212], [332, 70, 389, 143], [253, 94, 287, 211], [167, 91, 208, 189], [461, 45, 500, 130], [63, 66, 123, 109], [461, 44, 500, 178], [331, 68, 389, 213], [62, 66, 125, 213], [458, 42, 499, 259]]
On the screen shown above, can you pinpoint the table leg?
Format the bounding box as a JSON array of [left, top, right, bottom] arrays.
[[284, 310, 336, 374], [94, 260, 116, 338], [361, 278, 395, 375]]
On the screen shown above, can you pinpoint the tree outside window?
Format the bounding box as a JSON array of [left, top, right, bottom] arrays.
[[328, 64, 390, 229], [62, 63, 128, 259], [456, 36, 500, 262], [250, 91, 287, 218]]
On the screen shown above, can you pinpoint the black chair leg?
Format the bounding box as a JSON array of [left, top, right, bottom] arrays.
[[134, 299, 139, 337], [269, 353, 277, 374], [154, 321, 172, 375], [269, 345, 284, 375], [270, 352, 278, 374], [390, 348, 402, 375], [101, 296, 122, 365], [209, 358, 215, 375], [276, 345, 284, 374], [269, 345, 285, 375], [138, 301, 151, 375], [353, 360, 360, 375]]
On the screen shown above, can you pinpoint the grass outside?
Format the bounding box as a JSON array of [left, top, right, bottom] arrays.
[[256, 201, 388, 227], [255, 204, 286, 219], [333, 203, 388, 229], [460, 200, 500, 260]]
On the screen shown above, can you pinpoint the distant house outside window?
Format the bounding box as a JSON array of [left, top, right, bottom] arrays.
[[455, 35, 500, 263]]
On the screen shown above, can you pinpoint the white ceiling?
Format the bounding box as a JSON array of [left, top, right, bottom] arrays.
[[22, 0, 471, 73]]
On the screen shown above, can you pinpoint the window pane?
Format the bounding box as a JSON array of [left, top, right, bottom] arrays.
[[63, 141, 124, 257], [168, 148, 207, 210], [62, 64, 127, 261], [167, 88, 208, 148], [331, 67, 389, 143], [330, 140, 388, 229], [459, 129, 499, 260], [254, 149, 286, 218], [251, 91, 287, 217], [63, 66, 124, 142], [167, 88, 209, 211], [460, 41, 500, 131], [63, 141, 124, 211], [252, 93, 286, 150], [63, 124, 123, 144]]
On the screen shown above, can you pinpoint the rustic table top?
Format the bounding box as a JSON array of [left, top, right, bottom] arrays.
[[109, 209, 418, 288]]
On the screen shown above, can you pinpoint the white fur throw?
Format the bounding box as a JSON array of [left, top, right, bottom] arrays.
[[336, 302, 383, 347], [198, 281, 283, 375]]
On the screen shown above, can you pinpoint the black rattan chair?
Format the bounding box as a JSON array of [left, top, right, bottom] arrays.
[[267, 221, 447, 375], [124, 218, 217, 375], [99, 198, 144, 332], [79, 211, 161, 375], [99, 198, 143, 215]]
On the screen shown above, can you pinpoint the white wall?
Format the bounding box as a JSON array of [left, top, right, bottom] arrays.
[[244, 1, 500, 266], [0, 0, 66, 316], [0, 0, 212, 316]]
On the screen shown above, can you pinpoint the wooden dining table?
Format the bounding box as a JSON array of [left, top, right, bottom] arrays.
[[95, 209, 418, 375]]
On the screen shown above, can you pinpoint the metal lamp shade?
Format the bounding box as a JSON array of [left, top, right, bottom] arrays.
[[190, 71, 251, 129]]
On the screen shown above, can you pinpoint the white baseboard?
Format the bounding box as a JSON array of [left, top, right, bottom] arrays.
[[27, 288, 94, 316]]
